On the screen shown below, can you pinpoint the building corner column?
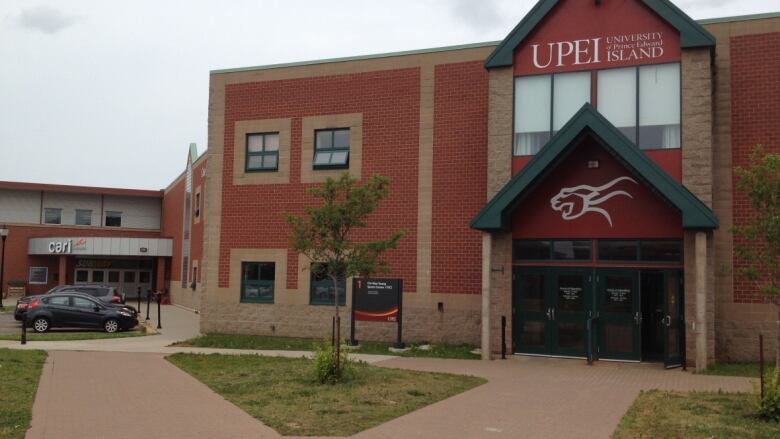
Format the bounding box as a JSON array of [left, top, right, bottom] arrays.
[[695, 231, 709, 370], [481, 233, 492, 360], [156, 256, 166, 293]]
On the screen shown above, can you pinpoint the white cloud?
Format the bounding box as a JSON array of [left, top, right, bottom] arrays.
[[449, 0, 505, 33], [16, 5, 81, 34]]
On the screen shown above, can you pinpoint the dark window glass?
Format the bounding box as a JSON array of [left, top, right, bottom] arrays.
[[72, 296, 96, 309], [241, 262, 274, 303], [44, 208, 62, 224], [310, 265, 346, 306], [76, 270, 88, 283], [75, 209, 92, 226], [513, 240, 551, 260], [139, 272, 151, 283], [552, 241, 591, 260], [108, 271, 120, 283], [640, 240, 682, 262], [91, 271, 104, 283], [557, 274, 585, 312], [105, 211, 122, 227], [47, 296, 70, 306], [517, 273, 545, 312], [123, 272, 135, 283], [313, 129, 350, 169], [603, 275, 634, 313], [246, 133, 280, 172], [597, 241, 639, 261]]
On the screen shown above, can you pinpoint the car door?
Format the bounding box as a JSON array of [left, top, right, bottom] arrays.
[[44, 296, 72, 326], [68, 296, 105, 328]]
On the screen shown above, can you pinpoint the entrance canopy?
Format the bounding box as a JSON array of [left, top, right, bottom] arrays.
[[470, 104, 718, 232], [28, 237, 173, 257]]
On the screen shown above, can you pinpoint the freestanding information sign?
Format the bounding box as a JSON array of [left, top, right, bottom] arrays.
[[350, 278, 404, 348]]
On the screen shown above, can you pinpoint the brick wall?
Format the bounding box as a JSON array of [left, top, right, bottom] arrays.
[[431, 61, 489, 294], [731, 32, 780, 304], [161, 177, 184, 281], [220, 69, 421, 292]]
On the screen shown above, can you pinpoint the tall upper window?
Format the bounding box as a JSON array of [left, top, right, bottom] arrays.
[[246, 133, 279, 172], [75, 209, 92, 226], [105, 211, 122, 227], [514, 72, 591, 155], [44, 208, 62, 224], [514, 63, 680, 155], [314, 129, 349, 169], [597, 63, 680, 150]]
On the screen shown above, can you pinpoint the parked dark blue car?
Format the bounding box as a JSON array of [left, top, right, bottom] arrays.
[[24, 292, 138, 333]]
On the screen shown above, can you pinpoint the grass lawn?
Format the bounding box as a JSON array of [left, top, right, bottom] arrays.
[[0, 329, 148, 342], [614, 390, 779, 438], [699, 362, 776, 378], [167, 353, 486, 436], [173, 334, 480, 359], [0, 349, 47, 439]]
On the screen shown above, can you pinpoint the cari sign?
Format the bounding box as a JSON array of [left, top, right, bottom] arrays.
[[531, 31, 666, 70], [48, 239, 72, 254]]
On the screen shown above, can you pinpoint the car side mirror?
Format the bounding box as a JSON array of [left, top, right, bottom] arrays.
[[93, 306, 101, 312]]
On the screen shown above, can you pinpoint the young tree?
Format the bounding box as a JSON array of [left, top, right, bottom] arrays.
[[287, 172, 404, 374], [733, 145, 780, 366]]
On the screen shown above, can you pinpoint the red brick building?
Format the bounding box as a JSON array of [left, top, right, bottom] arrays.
[[2, 0, 778, 370]]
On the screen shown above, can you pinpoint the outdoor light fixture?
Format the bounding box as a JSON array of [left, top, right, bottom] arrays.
[[0, 224, 8, 308]]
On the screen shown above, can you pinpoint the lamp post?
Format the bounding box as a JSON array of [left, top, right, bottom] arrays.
[[0, 224, 8, 308]]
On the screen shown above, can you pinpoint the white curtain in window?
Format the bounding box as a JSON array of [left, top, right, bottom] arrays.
[[514, 75, 551, 155], [553, 71, 591, 131], [639, 64, 680, 149], [597, 67, 636, 132]]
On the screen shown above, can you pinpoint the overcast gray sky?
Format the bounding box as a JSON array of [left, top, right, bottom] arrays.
[[1, 0, 777, 190]]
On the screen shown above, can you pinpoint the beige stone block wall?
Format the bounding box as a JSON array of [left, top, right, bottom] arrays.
[[169, 283, 201, 312]]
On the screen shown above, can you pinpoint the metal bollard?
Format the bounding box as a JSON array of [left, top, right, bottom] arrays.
[[145, 289, 151, 321], [137, 286, 142, 311], [21, 313, 27, 345], [156, 293, 162, 330]]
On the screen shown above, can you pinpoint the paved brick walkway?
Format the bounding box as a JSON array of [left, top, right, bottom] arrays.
[[23, 350, 753, 439]]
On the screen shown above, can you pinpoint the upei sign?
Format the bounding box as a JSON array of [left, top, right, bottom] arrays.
[[530, 31, 666, 70]]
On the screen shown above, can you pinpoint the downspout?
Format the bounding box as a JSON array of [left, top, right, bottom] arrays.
[[481, 233, 492, 360]]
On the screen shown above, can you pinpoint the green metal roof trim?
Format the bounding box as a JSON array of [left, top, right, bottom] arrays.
[[485, 0, 716, 69], [470, 104, 718, 231], [188, 142, 198, 163]]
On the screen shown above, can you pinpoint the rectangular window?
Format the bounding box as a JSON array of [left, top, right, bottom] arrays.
[[241, 262, 275, 303], [310, 265, 346, 306], [597, 67, 637, 141], [638, 64, 680, 149], [313, 129, 350, 169], [640, 240, 682, 262], [597, 241, 639, 261], [75, 270, 88, 283], [552, 71, 591, 133], [105, 211, 122, 227], [29, 267, 48, 284], [194, 192, 201, 218], [513, 240, 592, 261], [91, 271, 105, 283], [513, 240, 551, 260], [139, 272, 151, 284], [552, 240, 591, 260], [75, 209, 92, 226], [44, 208, 62, 225], [514, 75, 552, 156], [123, 271, 135, 283], [246, 133, 279, 172], [108, 271, 120, 283]]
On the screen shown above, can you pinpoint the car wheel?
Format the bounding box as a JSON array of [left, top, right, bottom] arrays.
[[104, 319, 120, 333], [32, 317, 50, 333]]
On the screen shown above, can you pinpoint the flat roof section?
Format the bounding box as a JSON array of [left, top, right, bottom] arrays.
[[0, 180, 163, 198]]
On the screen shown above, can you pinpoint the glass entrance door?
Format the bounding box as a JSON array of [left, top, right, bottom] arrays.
[[596, 269, 641, 361], [513, 267, 591, 357], [663, 271, 684, 368]]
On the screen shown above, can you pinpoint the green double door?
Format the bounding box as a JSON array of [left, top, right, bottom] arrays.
[[513, 267, 683, 364], [512, 267, 592, 358]]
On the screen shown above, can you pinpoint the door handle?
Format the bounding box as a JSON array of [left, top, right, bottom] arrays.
[[546, 308, 552, 320], [551, 308, 555, 321], [663, 315, 671, 327], [634, 312, 642, 325]]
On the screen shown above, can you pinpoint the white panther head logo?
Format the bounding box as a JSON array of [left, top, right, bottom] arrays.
[[550, 176, 637, 227]]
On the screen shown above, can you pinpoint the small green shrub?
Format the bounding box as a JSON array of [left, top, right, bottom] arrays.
[[313, 339, 352, 384], [756, 367, 780, 421]]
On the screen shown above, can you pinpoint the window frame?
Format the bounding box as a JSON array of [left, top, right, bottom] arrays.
[[75, 209, 92, 226], [245, 132, 280, 173], [43, 208, 62, 225], [513, 62, 681, 156], [513, 239, 592, 262], [240, 261, 275, 304], [309, 265, 346, 306], [313, 128, 350, 170], [105, 211, 122, 227], [29, 267, 48, 285]]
